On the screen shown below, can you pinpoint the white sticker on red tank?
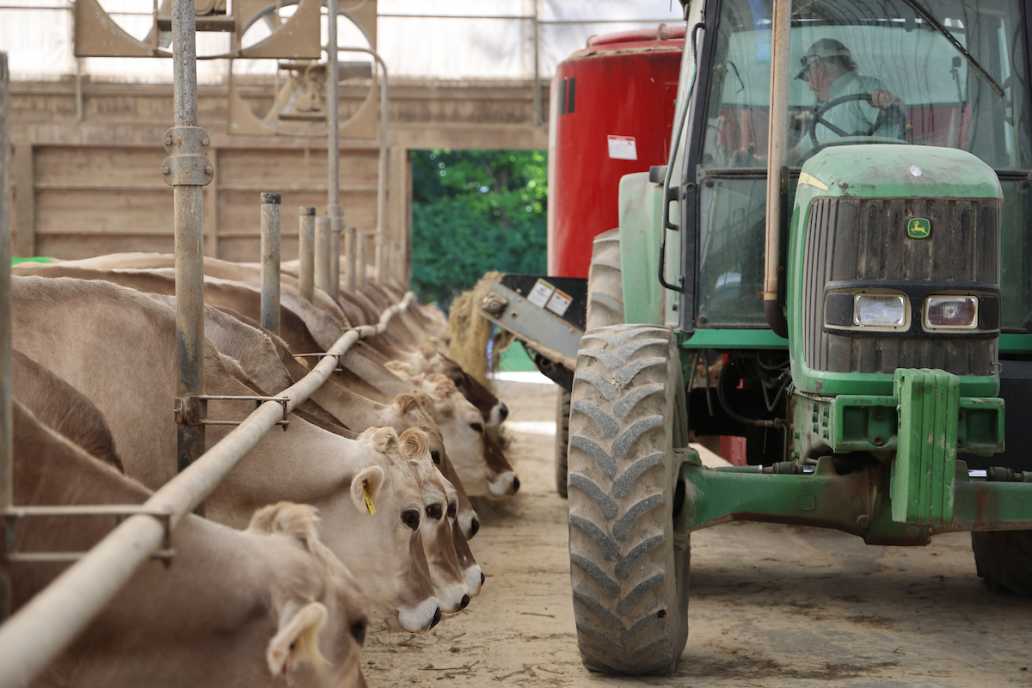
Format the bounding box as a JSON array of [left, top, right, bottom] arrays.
[[607, 135, 638, 161]]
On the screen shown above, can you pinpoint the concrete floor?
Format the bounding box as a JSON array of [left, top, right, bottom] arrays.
[[363, 381, 1032, 687]]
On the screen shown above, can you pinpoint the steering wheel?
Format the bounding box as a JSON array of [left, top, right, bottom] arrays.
[[809, 92, 907, 148]]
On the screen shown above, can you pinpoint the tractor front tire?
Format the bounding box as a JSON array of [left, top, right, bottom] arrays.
[[585, 230, 625, 331], [554, 230, 626, 498], [555, 389, 571, 498], [567, 325, 691, 675], [972, 530, 1032, 595]]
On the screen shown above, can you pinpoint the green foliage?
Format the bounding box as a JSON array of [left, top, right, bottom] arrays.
[[410, 149, 547, 307]]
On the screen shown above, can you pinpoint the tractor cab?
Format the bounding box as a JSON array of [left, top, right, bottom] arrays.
[[559, 0, 1032, 678]]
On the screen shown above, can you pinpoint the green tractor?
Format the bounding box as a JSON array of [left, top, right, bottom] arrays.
[[567, 0, 1032, 675]]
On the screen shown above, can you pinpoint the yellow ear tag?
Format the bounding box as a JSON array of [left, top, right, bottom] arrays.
[[362, 483, 376, 516]]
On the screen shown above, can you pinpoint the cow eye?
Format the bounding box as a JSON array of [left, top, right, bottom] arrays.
[[401, 509, 421, 531], [447, 501, 457, 518], [426, 503, 444, 521], [469, 422, 484, 434], [430, 449, 441, 465]]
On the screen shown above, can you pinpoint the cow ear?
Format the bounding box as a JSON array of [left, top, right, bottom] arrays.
[[385, 360, 412, 378], [267, 601, 328, 677], [350, 465, 385, 515], [369, 427, 398, 454]]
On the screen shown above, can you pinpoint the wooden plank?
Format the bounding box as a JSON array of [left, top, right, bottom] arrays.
[[34, 147, 163, 189], [35, 189, 169, 235], [11, 144, 35, 257], [217, 148, 381, 187]]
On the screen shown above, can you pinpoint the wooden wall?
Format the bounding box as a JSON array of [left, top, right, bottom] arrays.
[[7, 77, 547, 281]]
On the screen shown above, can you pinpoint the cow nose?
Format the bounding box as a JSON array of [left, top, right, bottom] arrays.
[[459, 594, 470, 610], [401, 509, 421, 531], [498, 403, 509, 421], [430, 449, 441, 465], [512, 476, 521, 493], [426, 503, 444, 521], [469, 517, 480, 538], [429, 607, 442, 629], [447, 501, 457, 518], [351, 619, 367, 646]]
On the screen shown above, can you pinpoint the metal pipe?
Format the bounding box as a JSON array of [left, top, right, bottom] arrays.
[[0, 293, 415, 688], [298, 206, 315, 301], [259, 192, 281, 333], [0, 51, 11, 621], [315, 214, 333, 295], [167, 0, 211, 472], [531, 0, 541, 127], [374, 56, 389, 283], [355, 229, 367, 285], [342, 223, 355, 291], [331, 46, 390, 284], [762, 0, 790, 338], [330, 221, 342, 299], [326, 0, 343, 296]]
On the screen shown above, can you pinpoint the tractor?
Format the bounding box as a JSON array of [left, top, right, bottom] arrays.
[[483, 0, 1032, 676]]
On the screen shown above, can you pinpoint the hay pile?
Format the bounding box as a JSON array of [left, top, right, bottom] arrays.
[[447, 272, 513, 387]]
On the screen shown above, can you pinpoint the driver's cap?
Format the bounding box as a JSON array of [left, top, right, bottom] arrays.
[[796, 38, 853, 80]]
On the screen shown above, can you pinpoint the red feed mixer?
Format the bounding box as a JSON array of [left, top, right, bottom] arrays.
[[548, 25, 685, 277], [481, 26, 711, 495]]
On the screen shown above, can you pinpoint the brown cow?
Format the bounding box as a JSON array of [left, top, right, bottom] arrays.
[[9, 401, 367, 687], [10, 276, 441, 631]]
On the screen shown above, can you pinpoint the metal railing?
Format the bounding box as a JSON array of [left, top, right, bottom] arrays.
[[0, 4, 416, 682]]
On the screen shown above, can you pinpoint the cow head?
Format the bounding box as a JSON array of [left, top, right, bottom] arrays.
[[432, 354, 509, 427], [247, 502, 368, 686], [318, 427, 441, 633]]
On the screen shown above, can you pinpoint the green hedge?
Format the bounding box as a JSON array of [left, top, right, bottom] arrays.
[[410, 149, 547, 308]]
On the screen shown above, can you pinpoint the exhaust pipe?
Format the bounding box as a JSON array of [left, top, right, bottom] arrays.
[[763, 0, 792, 338]]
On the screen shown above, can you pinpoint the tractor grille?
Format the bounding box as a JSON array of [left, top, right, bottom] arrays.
[[802, 196, 999, 375]]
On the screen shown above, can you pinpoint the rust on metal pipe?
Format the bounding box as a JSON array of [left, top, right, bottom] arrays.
[[260, 192, 282, 333], [298, 206, 316, 300]]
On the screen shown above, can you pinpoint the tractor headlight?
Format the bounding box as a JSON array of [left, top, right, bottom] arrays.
[[854, 294, 908, 329], [924, 295, 978, 331]]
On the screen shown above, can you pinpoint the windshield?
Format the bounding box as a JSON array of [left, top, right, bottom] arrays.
[[692, 0, 1031, 330]]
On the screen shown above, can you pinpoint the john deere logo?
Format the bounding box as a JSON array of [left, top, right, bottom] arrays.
[[907, 217, 931, 239]]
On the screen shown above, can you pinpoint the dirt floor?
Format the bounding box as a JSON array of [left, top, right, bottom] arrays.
[[364, 381, 1032, 688]]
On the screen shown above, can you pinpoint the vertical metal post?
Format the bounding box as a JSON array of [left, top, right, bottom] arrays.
[[330, 222, 342, 299], [315, 214, 333, 295], [299, 206, 316, 300], [260, 192, 281, 333], [374, 59, 390, 282], [0, 52, 12, 620], [326, 0, 344, 295], [355, 229, 367, 285], [165, 0, 212, 473], [342, 223, 355, 291], [762, 0, 791, 337], [531, 0, 541, 126]]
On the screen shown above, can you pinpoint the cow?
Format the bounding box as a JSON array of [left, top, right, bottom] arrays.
[[8, 400, 368, 687], [10, 276, 441, 632]]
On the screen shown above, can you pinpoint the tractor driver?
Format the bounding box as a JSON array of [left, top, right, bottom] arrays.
[[791, 38, 903, 159]]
